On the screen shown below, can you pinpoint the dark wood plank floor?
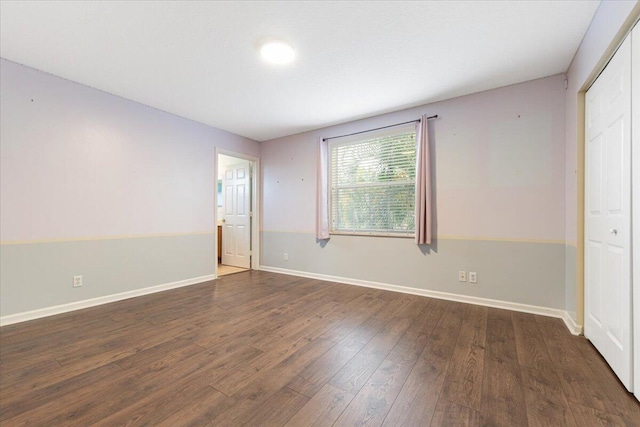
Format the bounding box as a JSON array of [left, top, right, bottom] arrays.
[[1, 270, 639, 426]]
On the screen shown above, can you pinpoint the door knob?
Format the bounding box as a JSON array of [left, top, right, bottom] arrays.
[[609, 228, 617, 235], [222, 219, 226, 223]]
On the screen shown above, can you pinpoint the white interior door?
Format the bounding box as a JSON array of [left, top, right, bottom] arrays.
[[221, 161, 251, 269], [585, 36, 632, 391], [632, 24, 640, 401]]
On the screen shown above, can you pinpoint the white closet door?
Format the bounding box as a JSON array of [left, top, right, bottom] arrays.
[[632, 24, 640, 400], [585, 36, 632, 391]]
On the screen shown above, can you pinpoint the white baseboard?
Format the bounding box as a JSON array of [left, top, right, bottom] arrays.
[[562, 311, 584, 336], [0, 274, 216, 327], [259, 265, 581, 335]]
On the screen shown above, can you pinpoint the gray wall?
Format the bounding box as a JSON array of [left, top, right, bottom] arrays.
[[0, 234, 213, 315], [262, 232, 565, 309], [564, 245, 577, 319]]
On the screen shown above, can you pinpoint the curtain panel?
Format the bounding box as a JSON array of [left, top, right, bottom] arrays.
[[316, 137, 330, 240], [415, 115, 432, 245]]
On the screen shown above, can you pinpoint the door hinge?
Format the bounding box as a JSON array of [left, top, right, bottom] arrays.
[[250, 211, 253, 217]]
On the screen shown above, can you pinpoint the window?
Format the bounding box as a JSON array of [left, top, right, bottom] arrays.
[[329, 125, 417, 236]]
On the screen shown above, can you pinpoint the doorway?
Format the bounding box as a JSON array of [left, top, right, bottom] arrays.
[[216, 151, 259, 277]]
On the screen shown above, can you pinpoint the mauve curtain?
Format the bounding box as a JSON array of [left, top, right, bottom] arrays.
[[316, 137, 330, 240], [415, 115, 432, 245]]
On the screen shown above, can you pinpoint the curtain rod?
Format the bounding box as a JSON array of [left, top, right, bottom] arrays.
[[322, 115, 438, 142]]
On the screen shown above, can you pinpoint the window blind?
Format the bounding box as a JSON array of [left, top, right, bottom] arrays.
[[329, 126, 416, 236]]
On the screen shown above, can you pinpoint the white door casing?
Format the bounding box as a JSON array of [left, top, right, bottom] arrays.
[[632, 24, 639, 401], [221, 161, 251, 269], [585, 36, 633, 391]]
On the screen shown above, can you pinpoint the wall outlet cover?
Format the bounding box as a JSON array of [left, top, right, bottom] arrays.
[[458, 271, 467, 282]]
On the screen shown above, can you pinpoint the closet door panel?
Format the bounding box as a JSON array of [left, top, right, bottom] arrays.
[[585, 35, 632, 391]]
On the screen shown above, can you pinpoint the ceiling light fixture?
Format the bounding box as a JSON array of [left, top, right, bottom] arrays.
[[259, 40, 295, 65]]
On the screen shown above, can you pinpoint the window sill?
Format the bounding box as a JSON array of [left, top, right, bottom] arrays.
[[329, 231, 415, 238]]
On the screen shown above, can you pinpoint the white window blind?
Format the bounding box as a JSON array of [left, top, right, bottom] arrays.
[[329, 125, 416, 236]]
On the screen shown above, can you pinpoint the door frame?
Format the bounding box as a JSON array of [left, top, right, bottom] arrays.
[[632, 23, 640, 399], [214, 148, 260, 277], [583, 35, 633, 390]]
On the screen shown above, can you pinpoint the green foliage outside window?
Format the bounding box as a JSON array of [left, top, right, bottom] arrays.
[[330, 130, 416, 235]]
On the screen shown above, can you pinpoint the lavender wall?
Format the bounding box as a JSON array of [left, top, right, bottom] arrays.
[[262, 75, 566, 240], [1, 59, 259, 241], [0, 59, 260, 320]]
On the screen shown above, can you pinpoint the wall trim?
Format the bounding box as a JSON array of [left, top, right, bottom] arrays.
[[563, 311, 584, 336], [0, 274, 216, 327], [259, 265, 581, 335], [260, 230, 566, 245], [0, 231, 214, 246]]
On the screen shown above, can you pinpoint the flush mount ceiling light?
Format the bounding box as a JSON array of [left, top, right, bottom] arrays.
[[259, 40, 295, 65]]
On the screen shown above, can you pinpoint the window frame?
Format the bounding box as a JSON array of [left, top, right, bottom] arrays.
[[327, 125, 417, 238]]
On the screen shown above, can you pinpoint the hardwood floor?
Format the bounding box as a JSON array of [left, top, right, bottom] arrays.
[[1, 270, 638, 426]]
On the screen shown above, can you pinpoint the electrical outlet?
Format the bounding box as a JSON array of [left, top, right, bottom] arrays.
[[458, 271, 467, 282], [73, 275, 83, 288], [284, 253, 288, 261], [469, 272, 477, 283]]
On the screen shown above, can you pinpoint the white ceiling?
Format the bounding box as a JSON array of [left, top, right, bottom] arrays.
[[0, 1, 599, 142]]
